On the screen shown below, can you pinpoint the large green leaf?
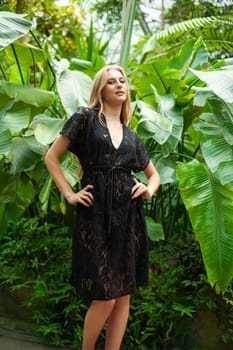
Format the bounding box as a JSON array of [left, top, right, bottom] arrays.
[[169, 38, 208, 80], [0, 81, 55, 107], [39, 152, 79, 213], [0, 203, 8, 236], [151, 90, 183, 156], [0, 11, 32, 50], [39, 175, 53, 212], [57, 68, 93, 116], [5, 41, 45, 67], [193, 100, 233, 187], [155, 155, 177, 185], [0, 93, 11, 109], [61, 152, 79, 187], [136, 93, 183, 157], [1, 102, 30, 133], [0, 100, 50, 144], [190, 67, 233, 104], [11, 136, 46, 173], [207, 96, 233, 146], [33, 115, 66, 145], [194, 111, 233, 175], [217, 161, 233, 188], [70, 56, 105, 79], [177, 160, 233, 292], [201, 134, 233, 174], [132, 61, 170, 100], [0, 170, 36, 232], [146, 216, 165, 242], [4, 41, 54, 90], [136, 100, 172, 145], [0, 130, 12, 155]]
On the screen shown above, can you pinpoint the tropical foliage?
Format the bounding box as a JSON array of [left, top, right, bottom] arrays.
[[1, 3, 233, 291], [130, 33, 233, 292], [0, 1, 233, 348], [0, 9, 103, 228]]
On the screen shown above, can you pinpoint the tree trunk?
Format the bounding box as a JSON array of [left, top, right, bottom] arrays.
[[161, 0, 165, 30], [16, 0, 32, 13]]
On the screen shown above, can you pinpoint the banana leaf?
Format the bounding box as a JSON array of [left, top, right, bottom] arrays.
[[177, 160, 233, 292], [0, 11, 32, 50], [0, 81, 55, 107]]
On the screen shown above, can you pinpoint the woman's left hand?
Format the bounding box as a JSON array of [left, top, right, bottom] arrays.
[[131, 178, 152, 199]]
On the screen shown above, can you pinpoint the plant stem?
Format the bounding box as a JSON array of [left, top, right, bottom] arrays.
[[11, 44, 25, 85]]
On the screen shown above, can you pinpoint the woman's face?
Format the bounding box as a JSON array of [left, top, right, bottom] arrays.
[[101, 69, 127, 106]]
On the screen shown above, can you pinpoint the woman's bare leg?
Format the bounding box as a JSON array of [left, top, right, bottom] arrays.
[[104, 295, 130, 350], [82, 299, 116, 350]]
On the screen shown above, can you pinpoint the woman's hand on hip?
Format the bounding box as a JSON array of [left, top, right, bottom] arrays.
[[66, 185, 94, 206], [131, 178, 152, 199]]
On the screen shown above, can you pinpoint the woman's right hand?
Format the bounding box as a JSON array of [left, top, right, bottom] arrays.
[[66, 185, 94, 206]]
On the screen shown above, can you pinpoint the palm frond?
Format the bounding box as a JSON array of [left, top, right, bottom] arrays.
[[152, 16, 233, 58], [201, 27, 233, 53], [156, 17, 215, 40], [156, 16, 229, 41]]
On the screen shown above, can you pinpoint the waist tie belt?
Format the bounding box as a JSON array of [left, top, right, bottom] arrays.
[[83, 166, 132, 239]]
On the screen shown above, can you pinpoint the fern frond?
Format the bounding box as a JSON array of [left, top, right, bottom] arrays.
[[202, 27, 233, 52], [156, 16, 218, 41], [149, 16, 233, 58]]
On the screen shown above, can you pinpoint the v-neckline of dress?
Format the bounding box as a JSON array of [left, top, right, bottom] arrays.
[[106, 124, 124, 151], [102, 114, 124, 151]]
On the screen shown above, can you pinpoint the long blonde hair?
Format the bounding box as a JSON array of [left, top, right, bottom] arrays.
[[88, 65, 131, 125]]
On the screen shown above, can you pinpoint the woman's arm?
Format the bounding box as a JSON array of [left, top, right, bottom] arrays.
[[45, 135, 93, 206], [131, 160, 160, 199]]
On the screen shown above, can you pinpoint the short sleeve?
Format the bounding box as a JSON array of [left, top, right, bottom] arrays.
[[60, 107, 88, 155], [135, 134, 150, 171]]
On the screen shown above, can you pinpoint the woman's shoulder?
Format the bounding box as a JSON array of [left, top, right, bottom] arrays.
[[75, 106, 98, 117], [61, 108, 99, 144], [124, 125, 138, 138], [67, 107, 98, 127], [125, 125, 148, 147]]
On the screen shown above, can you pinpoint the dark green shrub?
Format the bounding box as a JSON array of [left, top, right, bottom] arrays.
[[0, 216, 86, 348], [123, 232, 233, 350]]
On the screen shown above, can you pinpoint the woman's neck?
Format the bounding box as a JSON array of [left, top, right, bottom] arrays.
[[102, 105, 122, 122]]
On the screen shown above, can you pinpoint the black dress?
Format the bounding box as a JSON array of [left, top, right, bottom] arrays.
[[61, 107, 150, 300]]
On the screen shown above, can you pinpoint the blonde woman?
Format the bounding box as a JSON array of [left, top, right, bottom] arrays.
[[45, 65, 160, 350]]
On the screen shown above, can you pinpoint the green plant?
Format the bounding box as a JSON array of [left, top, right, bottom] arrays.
[[0, 216, 87, 348], [0, 6, 233, 349], [122, 231, 233, 350], [130, 35, 233, 292], [0, 11, 102, 233], [137, 15, 233, 61]]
